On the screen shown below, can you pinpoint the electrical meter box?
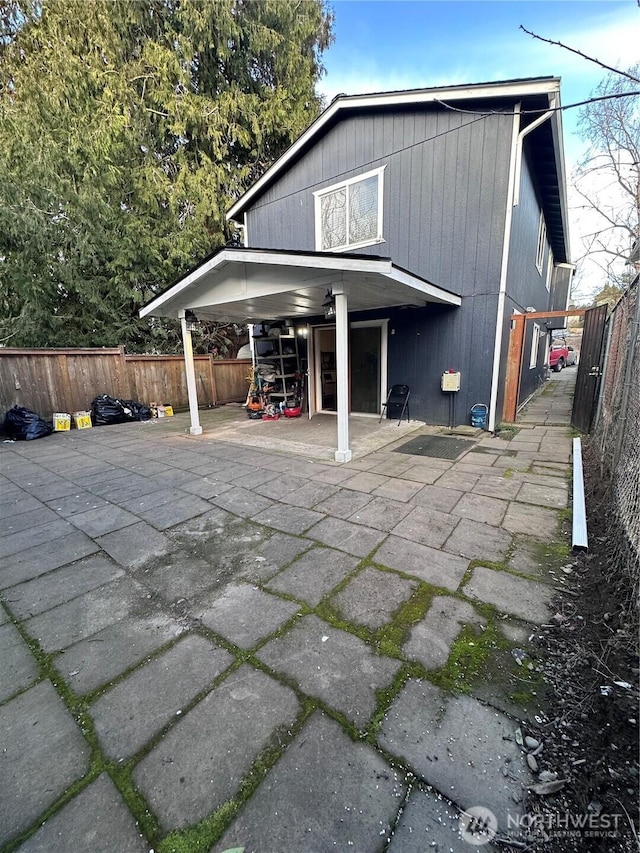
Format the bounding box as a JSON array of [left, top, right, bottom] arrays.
[[441, 371, 461, 392]]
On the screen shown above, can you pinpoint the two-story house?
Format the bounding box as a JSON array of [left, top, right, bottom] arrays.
[[141, 77, 572, 461]]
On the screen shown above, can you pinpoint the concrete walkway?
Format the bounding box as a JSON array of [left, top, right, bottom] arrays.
[[1, 375, 575, 853]]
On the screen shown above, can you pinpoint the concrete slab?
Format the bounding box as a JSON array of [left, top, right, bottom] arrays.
[[409, 483, 463, 511], [96, 521, 177, 568], [247, 532, 313, 577], [305, 516, 387, 557], [54, 613, 184, 696], [387, 786, 498, 852], [0, 621, 40, 702], [14, 773, 148, 853], [397, 466, 445, 484], [463, 565, 553, 623], [378, 678, 529, 830], [330, 566, 418, 629], [375, 535, 469, 591], [213, 712, 406, 852], [0, 680, 90, 847], [196, 583, 300, 648], [0, 518, 75, 560], [252, 503, 324, 535], [434, 470, 481, 492], [279, 480, 339, 509], [135, 549, 238, 604], [178, 476, 233, 500], [210, 486, 275, 518], [2, 554, 124, 619], [0, 533, 100, 590], [451, 493, 509, 526], [43, 491, 109, 518], [472, 474, 522, 501], [24, 577, 151, 652], [502, 503, 558, 541], [257, 614, 401, 724], [133, 665, 300, 831], [372, 477, 425, 502], [65, 505, 140, 537], [348, 495, 413, 531], [311, 465, 360, 485], [515, 481, 568, 509], [391, 505, 459, 549], [444, 518, 512, 562], [0, 505, 61, 536], [405, 596, 482, 670], [90, 634, 233, 760], [252, 473, 308, 499], [313, 487, 373, 519], [341, 471, 390, 493], [266, 546, 359, 606]]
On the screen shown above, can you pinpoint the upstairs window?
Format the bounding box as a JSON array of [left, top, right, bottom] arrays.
[[529, 323, 541, 369], [545, 249, 554, 291], [314, 167, 385, 252], [535, 212, 546, 274]]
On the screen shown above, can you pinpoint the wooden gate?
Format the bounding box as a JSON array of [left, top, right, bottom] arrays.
[[571, 304, 609, 433]]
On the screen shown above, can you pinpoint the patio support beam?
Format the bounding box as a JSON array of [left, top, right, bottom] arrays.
[[179, 311, 203, 436], [334, 285, 352, 463]]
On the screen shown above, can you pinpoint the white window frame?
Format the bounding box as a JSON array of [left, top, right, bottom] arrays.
[[313, 166, 385, 253], [545, 249, 553, 291], [535, 212, 546, 275], [529, 323, 540, 369]]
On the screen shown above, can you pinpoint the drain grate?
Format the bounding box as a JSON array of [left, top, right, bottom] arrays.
[[392, 434, 475, 460]]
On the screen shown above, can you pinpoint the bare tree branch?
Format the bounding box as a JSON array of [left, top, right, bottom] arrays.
[[519, 26, 640, 84]]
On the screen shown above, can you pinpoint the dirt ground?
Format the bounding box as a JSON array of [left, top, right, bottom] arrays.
[[511, 441, 639, 852]]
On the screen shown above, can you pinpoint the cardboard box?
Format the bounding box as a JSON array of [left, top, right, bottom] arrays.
[[73, 411, 92, 430], [153, 404, 174, 418], [53, 413, 71, 431]]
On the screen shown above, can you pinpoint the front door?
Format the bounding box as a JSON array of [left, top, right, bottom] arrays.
[[312, 321, 386, 415]]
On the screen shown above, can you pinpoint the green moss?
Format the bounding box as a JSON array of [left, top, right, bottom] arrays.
[[373, 586, 436, 657], [157, 702, 314, 853], [431, 622, 501, 694]]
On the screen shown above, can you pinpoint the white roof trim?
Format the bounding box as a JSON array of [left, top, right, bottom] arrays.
[[227, 78, 560, 221], [139, 249, 460, 319]]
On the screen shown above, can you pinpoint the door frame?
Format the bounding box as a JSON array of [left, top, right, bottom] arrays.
[[309, 319, 388, 416]]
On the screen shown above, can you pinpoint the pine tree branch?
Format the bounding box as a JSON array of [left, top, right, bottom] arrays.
[[519, 26, 640, 84]]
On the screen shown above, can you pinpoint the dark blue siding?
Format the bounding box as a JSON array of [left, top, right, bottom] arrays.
[[245, 107, 514, 299]]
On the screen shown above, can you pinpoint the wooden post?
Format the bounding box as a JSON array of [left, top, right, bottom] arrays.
[[208, 355, 218, 406], [503, 313, 525, 424]]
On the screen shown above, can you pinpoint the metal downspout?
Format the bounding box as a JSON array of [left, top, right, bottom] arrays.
[[488, 100, 557, 431]]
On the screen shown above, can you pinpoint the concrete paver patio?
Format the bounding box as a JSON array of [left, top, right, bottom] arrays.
[[0, 374, 576, 852]]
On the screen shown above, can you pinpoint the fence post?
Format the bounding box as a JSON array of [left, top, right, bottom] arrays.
[[208, 355, 218, 406]]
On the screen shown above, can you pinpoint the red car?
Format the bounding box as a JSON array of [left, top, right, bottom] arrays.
[[549, 342, 569, 372]]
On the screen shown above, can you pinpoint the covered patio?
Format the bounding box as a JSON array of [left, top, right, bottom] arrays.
[[140, 247, 461, 462]]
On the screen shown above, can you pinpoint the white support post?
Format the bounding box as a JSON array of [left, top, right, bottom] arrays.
[[334, 286, 352, 463], [180, 312, 203, 436]]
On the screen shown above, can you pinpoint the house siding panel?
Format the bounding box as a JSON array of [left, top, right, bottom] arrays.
[[246, 107, 513, 300]]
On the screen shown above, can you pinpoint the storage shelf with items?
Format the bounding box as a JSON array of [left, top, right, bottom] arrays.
[[252, 328, 302, 412]]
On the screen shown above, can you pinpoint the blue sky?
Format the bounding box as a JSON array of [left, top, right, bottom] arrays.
[[319, 1, 639, 296]]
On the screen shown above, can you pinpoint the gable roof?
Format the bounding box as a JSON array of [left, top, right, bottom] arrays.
[[227, 77, 570, 263]]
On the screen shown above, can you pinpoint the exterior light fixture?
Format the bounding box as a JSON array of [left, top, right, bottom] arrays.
[[322, 290, 336, 320], [184, 309, 199, 332]]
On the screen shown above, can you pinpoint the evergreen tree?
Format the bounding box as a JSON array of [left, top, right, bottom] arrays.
[[0, 0, 333, 350]]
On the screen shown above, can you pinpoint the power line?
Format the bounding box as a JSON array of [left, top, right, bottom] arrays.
[[435, 91, 640, 118]]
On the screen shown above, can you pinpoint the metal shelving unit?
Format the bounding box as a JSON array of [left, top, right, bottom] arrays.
[[253, 333, 301, 408]]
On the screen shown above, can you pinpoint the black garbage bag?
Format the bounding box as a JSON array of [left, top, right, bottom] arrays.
[[91, 395, 152, 426], [3, 405, 53, 441]]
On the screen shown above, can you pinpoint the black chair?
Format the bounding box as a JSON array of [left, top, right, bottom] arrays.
[[379, 384, 410, 425]]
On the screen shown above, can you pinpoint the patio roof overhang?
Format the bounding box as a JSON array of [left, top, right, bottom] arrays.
[[139, 247, 461, 323]]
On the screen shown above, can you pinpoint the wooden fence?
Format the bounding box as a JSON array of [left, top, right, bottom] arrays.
[[0, 348, 251, 419]]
